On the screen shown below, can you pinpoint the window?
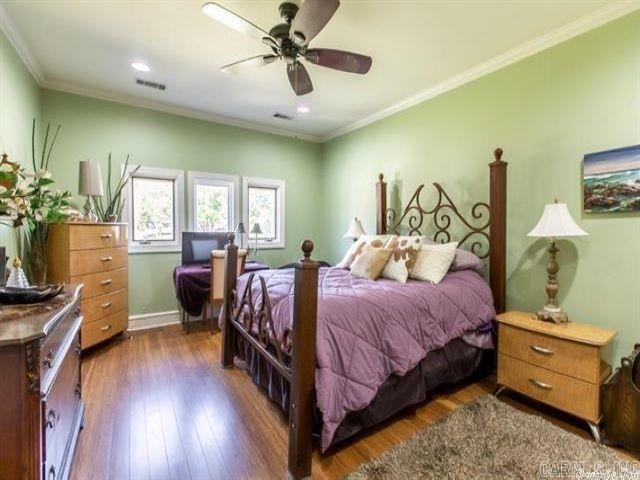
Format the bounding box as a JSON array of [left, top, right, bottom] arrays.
[[243, 177, 285, 249], [187, 172, 239, 233], [123, 166, 184, 253]]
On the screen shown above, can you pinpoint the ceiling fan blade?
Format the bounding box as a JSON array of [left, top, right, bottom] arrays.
[[290, 0, 340, 46], [287, 62, 313, 96], [305, 49, 372, 74], [202, 2, 273, 41], [221, 55, 278, 74]]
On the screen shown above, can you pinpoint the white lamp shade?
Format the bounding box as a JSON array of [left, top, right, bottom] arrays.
[[250, 223, 263, 235], [528, 202, 588, 238], [236, 222, 246, 234], [343, 218, 366, 239], [78, 160, 104, 197]]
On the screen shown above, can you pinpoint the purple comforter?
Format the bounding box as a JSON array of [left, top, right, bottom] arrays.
[[234, 267, 495, 451]]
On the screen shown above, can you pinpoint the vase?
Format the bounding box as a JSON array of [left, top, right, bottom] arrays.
[[15, 223, 49, 286]]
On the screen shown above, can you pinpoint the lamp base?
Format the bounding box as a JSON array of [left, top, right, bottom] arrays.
[[536, 308, 569, 324], [82, 196, 98, 223]]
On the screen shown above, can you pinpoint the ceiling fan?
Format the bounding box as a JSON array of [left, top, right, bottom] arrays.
[[202, 0, 373, 96]]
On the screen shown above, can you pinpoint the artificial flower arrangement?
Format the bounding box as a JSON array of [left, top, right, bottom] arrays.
[[0, 120, 78, 285]]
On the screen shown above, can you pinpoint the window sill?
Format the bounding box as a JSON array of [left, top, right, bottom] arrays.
[[252, 242, 285, 250], [128, 245, 182, 254]]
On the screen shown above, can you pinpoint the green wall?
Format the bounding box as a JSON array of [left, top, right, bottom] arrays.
[[40, 90, 324, 315], [0, 29, 41, 254], [321, 12, 640, 362]]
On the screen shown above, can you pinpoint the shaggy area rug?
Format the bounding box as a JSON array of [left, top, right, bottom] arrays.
[[346, 395, 633, 480]]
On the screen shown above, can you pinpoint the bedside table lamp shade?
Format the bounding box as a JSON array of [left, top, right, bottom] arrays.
[[528, 200, 588, 323], [527, 202, 588, 238], [236, 222, 246, 249], [343, 218, 366, 241], [78, 160, 104, 222]]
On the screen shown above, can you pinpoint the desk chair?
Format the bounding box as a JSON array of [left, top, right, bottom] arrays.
[[208, 249, 248, 332]]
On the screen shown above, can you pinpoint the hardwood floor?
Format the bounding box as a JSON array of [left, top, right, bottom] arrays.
[[71, 324, 628, 480]]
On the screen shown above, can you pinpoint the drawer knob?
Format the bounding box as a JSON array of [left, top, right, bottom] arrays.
[[75, 344, 82, 356], [46, 408, 60, 429], [75, 382, 82, 398], [101, 301, 113, 309], [100, 324, 112, 332], [529, 378, 553, 390], [100, 233, 112, 239], [530, 345, 554, 356], [43, 349, 55, 368], [101, 256, 113, 262], [100, 279, 113, 286], [48, 465, 56, 480]]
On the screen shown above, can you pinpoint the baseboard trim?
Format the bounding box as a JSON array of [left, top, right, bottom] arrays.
[[128, 310, 181, 331]]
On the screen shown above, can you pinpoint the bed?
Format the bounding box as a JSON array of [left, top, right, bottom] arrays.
[[219, 148, 508, 480]]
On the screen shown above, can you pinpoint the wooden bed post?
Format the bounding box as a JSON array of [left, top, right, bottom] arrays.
[[489, 148, 507, 314], [376, 173, 387, 234], [221, 232, 238, 368], [287, 240, 320, 480]]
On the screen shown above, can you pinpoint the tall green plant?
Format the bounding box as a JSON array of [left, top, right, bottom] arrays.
[[93, 154, 140, 222]]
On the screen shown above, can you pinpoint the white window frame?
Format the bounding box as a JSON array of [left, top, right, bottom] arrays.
[[243, 176, 285, 249], [187, 171, 239, 233], [122, 165, 184, 253]]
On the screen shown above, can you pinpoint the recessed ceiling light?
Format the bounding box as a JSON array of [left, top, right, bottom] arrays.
[[297, 105, 310, 114], [131, 62, 151, 73]]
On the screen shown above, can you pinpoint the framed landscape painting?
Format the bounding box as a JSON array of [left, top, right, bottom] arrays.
[[583, 145, 640, 213]]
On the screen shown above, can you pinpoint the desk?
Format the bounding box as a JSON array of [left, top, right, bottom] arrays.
[[173, 261, 269, 317]]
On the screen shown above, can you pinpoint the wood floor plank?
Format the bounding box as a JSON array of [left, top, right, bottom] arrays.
[[69, 325, 631, 480]]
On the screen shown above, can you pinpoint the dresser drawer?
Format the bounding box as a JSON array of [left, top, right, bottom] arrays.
[[68, 224, 127, 250], [499, 324, 600, 383], [82, 310, 127, 349], [71, 267, 127, 299], [82, 289, 128, 324], [40, 298, 82, 393], [498, 353, 599, 423], [42, 329, 81, 480], [69, 247, 127, 276]]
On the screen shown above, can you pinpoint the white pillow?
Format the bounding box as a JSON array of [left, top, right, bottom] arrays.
[[336, 235, 394, 269], [381, 236, 422, 283], [410, 242, 459, 284]]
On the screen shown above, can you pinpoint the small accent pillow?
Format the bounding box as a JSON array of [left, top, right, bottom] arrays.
[[381, 236, 422, 283], [410, 242, 459, 284], [350, 246, 393, 280], [336, 235, 394, 269]]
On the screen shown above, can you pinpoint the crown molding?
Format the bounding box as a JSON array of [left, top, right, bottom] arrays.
[[0, 2, 44, 83], [40, 79, 322, 142], [320, 0, 640, 142]]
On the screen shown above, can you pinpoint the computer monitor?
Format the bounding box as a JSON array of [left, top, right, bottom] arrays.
[[181, 231, 230, 265]]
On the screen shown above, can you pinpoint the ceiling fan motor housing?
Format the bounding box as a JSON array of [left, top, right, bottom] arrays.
[[278, 2, 299, 23]]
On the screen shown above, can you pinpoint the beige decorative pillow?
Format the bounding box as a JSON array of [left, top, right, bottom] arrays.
[[336, 234, 394, 269], [350, 246, 393, 280], [410, 242, 459, 284], [381, 236, 423, 283]]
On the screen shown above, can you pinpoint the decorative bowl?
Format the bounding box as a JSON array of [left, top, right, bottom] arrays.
[[0, 283, 64, 305]]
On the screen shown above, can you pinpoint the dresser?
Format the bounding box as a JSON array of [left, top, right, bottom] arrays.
[[0, 285, 84, 480], [47, 223, 129, 349], [496, 311, 616, 442]]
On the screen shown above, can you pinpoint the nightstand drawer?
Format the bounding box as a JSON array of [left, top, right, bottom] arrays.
[[500, 324, 600, 383], [498, 354, 599, 423]]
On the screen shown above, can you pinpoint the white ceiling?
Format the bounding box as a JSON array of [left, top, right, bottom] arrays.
[[1, 0, 636, 141]]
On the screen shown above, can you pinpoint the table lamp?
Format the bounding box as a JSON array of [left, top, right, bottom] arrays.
[[527, 200, 588, 323], [250, 222, 262, 256], [79, 160, 104, 222], [343, 218, 366, 242], [235, 222, 246, 249]]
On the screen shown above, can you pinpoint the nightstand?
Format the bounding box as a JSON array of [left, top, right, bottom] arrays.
[[495, 311, 616, 443]]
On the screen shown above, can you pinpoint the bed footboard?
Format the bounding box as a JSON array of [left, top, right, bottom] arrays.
[[220, 236, 320, 480]]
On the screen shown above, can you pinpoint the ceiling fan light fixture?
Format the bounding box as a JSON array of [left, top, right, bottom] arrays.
[[131, 61, 151, 73], [292, 31, 306, 46]]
